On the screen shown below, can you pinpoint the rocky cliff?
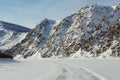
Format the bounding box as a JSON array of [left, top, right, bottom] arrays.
[[7, 4, 120, 58]]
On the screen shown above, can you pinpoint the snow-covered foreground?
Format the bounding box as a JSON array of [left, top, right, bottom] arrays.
[[0, 59, 120, 80]]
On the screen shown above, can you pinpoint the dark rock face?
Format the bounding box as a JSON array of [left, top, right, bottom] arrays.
[[0, 51, 12, 58]]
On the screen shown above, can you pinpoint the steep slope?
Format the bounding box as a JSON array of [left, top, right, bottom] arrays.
[[0, 21, 30, 50], [40, 4, 120, 58], [8, 4, 120, 58], [7, 19, 56, 58]]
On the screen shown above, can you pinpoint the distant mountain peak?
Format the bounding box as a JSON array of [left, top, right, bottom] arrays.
[[39, 18, 56, 26], [0, 21, 30, 32], [0, 21, 31, 50]]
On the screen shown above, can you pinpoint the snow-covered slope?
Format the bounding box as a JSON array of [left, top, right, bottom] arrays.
[[0, 21, 30, 50], [7, 4, 120, 58], [6, 19, 56, 58], [40, 4, 120, 58]]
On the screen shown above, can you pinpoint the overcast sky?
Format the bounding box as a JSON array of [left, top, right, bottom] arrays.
[[0, 0, 119, 28]]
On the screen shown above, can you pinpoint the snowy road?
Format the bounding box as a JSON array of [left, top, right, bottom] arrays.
[[53, 62, 106, 80], [0, 59, 120, 80]]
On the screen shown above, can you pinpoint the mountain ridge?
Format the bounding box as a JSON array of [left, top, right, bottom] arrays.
[[0, 21, 31, 51], [3, 4, 120, 58], [0, 21, 30, 32]]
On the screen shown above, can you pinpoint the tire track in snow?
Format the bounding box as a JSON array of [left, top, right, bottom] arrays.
[[55, 67, 67, 80], [54, 62, 106, 80]]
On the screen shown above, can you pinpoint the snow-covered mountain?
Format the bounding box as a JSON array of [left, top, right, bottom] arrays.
[[6, 4, 120, 58], [0, 21, 31, 50], [6, 19, 56, 58]]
